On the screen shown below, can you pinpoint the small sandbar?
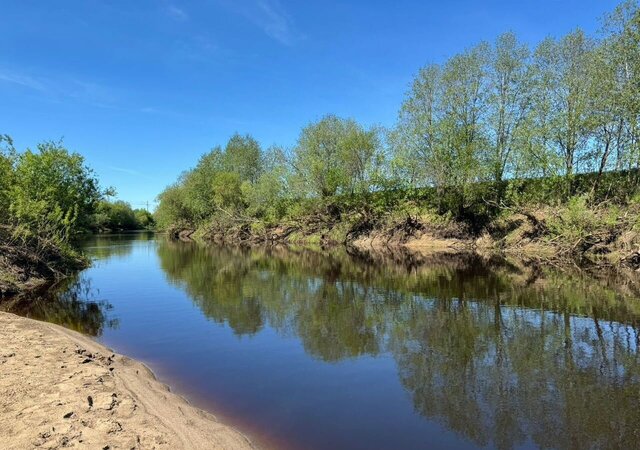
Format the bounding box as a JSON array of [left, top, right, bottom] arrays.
[[0, 311, 255, 450]]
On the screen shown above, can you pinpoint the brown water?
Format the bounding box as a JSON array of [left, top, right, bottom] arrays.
[[5, 233, 640, 449]]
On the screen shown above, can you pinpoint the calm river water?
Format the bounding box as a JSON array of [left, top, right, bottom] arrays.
[[6, 233, 640, 449]]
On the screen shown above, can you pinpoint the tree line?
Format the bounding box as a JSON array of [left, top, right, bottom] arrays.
[[156, 1, 640, 230], [93, 200, 155, 232]]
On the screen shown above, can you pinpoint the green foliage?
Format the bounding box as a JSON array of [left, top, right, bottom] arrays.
[[546, 195, 599, 242], [486, 32, 532, 182], [388, 2, 639, 213], [0, 135, 17, 222], [155, 184, 193, 230], [246, 170, 288, 221], [544, 194, 623, 250], [134, 209, 155, 229], [0, 137, 110, 291], [157, 137, 286, 228], [7, 140, 103, 240], [91, 200, 155, 231], [292, 115, 383, 197], [223, 133, 262, 183], [212, 172, 244, 209]]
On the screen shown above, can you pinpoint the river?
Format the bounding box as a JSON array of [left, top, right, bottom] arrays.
[[5, 232, 640, 450]]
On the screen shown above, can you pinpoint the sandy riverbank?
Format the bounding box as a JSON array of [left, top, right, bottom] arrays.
[[0, 311, 256, 449]]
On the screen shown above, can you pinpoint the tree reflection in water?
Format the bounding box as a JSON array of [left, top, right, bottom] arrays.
[[157, 240, 640, 449], [0, 233, 135, 336], [79, 231, 154, 261], [2, 275, 117, 336]]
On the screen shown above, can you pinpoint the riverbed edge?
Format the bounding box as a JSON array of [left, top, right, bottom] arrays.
[[173, 208, 640, 273], [0, 311, 257, 450]]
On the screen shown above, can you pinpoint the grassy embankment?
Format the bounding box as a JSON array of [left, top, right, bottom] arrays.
[[175, 170, 640, 270]]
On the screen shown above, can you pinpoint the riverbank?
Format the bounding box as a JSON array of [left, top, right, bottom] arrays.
[[178, 198, 640, 271], [0, 227, 89, 298], [0, 311, 255, 450]]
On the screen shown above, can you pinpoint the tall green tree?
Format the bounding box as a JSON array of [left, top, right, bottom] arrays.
[[340, 123, 383, 194], [601, 0, 640, 171], [155, 133, 268, 227], [534, 31, 595, 179], [392, 44, 491, 214], [155, 184, 193, 229], [586, 40, 627, 191], [134, 208, 155, 229], [523, 38, 563, 178], [391, 64, 443, 187], [93, 200, 138, 230], [439, 42, 490, 184], [181, 147, 225, 221], [223, 133, 263, 184], [292, 115, 347, 197], [292, 115, 380, 197], [246, 146, 290, 220], [485, 32, 533, 182]]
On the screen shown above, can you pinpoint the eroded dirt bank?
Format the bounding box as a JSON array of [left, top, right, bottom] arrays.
[[184, 204, 640, 271], [0, 311, 255, 450]]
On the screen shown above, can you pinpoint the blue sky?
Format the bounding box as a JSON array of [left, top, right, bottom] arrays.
[[0, 0, 620, 208]]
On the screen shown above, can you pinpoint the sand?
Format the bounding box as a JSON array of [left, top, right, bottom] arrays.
[[0, 311, 256, 450]]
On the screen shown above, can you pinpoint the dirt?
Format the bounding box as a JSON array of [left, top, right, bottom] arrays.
[[175, 204, 640, 272]]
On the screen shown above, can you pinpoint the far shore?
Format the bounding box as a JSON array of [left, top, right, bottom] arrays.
[[0, 311, 256, 450]]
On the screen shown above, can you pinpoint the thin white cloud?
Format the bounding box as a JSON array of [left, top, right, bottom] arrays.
[[0, 69, 47, 92], [166, 5, 188, 21], [224, 0, 301, 46], [253, 0, 296, 45], [109, 166, 142, 176], [67, 79, 118, 108], [108, 166, 154, 180], [0, 67, 119, 109], [140, 106, 161, 114], [171, 34, 222, 62]]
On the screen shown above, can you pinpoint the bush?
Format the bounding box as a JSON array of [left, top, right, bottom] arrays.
[[5, 140, 104, 243], [134, 209, 155, 229]]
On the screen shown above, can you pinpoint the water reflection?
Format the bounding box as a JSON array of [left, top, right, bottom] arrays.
[[4, 233, 640, 449], [80, 232, 153, 260], [157, 241, 640, 449], [1, 276, 117, 336], [0, 233, 143, 336], [390, 300, 639, 449]]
